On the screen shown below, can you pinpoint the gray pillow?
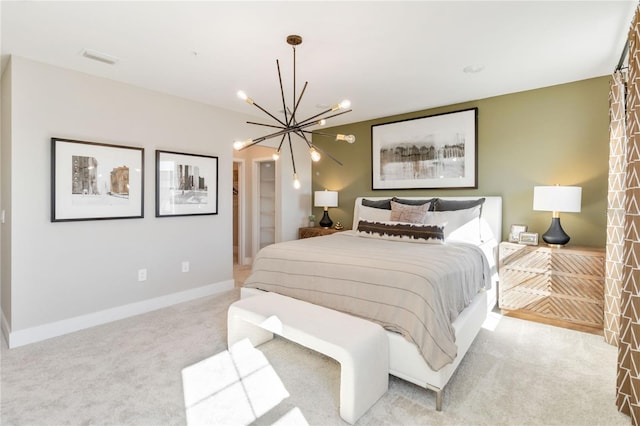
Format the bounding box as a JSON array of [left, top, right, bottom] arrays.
[[434, 198, 485, 212], [391, 197, 435, 209], [362, 198, 392, 210]]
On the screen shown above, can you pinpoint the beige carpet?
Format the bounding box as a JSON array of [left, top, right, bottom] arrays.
[[0, 287, 627, 426]]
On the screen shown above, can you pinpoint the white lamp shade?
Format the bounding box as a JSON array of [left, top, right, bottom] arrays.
[[533, 186, 582, 213], [314, 190, 338, 208]]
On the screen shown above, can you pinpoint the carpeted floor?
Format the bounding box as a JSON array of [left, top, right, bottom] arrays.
[[0, 286, 627, 426]]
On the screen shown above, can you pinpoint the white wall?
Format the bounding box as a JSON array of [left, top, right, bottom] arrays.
[[1, 56, 272, 347]]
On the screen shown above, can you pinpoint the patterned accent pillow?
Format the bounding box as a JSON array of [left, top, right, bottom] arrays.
[[356, 220, 445, 244], [390, 200, 429, 223]]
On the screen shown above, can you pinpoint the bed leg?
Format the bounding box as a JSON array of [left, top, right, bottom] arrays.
[[435, 389, 443, 411]]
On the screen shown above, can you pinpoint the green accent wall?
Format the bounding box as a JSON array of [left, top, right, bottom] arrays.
[[312, 76, 609, 248]]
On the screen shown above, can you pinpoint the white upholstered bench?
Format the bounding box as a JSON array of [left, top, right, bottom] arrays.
[[227, 292, 389, 424]]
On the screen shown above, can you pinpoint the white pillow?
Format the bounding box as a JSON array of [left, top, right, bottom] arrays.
[[357, 204, 392, 223], [423, 206, 482, 243]]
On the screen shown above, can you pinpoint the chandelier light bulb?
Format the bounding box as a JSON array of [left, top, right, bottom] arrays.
[[310, 148, 321, 162], [272, 150, 280, 161], [293, 174, 301, 189], [233, 140, 245, 150], [336, 134, 356, 143], [237, 90, 254, 105], [318, 119, 326, 126], [331, 100, 351, 111]]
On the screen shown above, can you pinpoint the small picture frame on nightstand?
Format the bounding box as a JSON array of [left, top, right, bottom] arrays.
[[509, 224, 528, 242], [519, 232, 539, 246]]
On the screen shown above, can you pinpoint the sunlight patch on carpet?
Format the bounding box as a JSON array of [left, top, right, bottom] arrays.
[[182, 338, 308, 425], [482, 311, 502, 331]]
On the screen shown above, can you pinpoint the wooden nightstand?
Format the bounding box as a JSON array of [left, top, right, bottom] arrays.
[[498, 242, 605, 335], [298, 226, 344, 239]]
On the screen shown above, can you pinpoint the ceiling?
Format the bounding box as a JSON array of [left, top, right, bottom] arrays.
[[1, 1, 637, 127]]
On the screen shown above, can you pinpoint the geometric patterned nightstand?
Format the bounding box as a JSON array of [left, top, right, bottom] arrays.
[[498, 242, 605, 335]]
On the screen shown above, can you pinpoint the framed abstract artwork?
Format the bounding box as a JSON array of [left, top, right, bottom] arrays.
[[155, 150, 218, 217], [371, 108, 478, 190], [51, 137, 144, 222]]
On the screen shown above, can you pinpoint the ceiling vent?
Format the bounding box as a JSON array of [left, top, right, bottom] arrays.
[[81, 48, 118, 65]]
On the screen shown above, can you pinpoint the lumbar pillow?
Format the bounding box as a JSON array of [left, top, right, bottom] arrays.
[[390, 200, 430, 223], [356, 220, 445, 244]]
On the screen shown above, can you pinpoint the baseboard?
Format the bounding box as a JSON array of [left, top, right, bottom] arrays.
[[5, 279, 234, 349]]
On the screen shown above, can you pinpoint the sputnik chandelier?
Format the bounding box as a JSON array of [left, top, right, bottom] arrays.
[[233, 35, 356, 189]]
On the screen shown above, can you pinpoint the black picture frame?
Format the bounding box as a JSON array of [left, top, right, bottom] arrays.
[[371, 108, 478, 190], [51, 137, 144, 222], [155, 150, 219, 217]]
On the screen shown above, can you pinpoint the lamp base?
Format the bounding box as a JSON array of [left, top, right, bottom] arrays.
[[319, 210, 333, 229], [542, 217, 570, 247]]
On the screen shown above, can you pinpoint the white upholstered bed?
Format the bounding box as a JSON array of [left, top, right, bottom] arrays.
[[240, 196, 501, 410]]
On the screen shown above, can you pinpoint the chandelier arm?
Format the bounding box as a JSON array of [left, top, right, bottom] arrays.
[[250, 100, 288, 127], [292, 129, 313, 148], [237, 138, 268, 150], [249, 119, 324, 144], [288, 81, 309, 126], [238, 127, 296, 150], [308, 143, 344, 166], [287, 134, 297, 175], [292, 45, 296, 122], [295, 107, 333, 125], [296, 109, 353, 127], [275, 134, 286, 153], [292, 130, 343, 166], [247, 121, 287, 130], [277, 59, 290, 125], [303, 130, 343, 138]]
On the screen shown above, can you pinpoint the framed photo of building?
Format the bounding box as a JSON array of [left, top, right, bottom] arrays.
[[155, 150, 218, 217], [51, 138, 144, 222], [371, 108, 478, 190]]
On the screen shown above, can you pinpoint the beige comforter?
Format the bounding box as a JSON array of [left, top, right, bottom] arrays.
[[243, 231, 490, 371]]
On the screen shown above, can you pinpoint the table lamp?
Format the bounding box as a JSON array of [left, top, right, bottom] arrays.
[[533, 185, 582, 247], [314, 190, 338, 228]]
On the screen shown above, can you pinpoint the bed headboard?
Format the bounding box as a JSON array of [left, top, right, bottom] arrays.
[[352, 196, 503, 243]]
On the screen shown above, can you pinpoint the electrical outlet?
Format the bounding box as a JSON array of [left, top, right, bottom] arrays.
[[181, 261, 190, 273], [138, 268, 147, 281]]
